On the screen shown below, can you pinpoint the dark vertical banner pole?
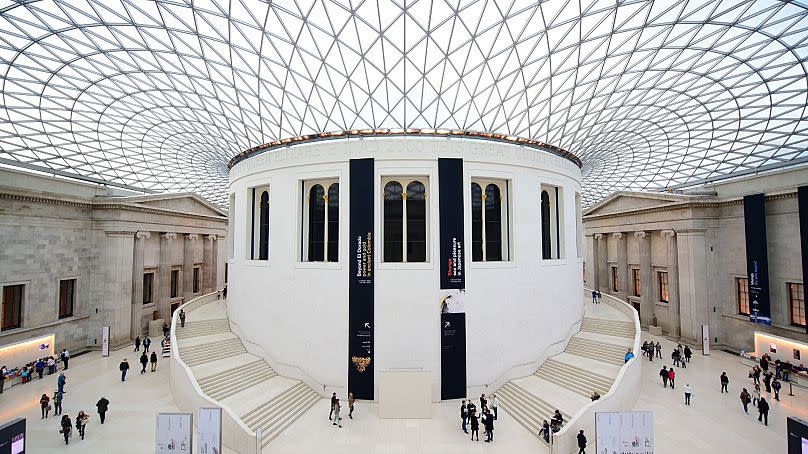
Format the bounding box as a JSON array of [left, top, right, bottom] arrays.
[[798, 186, 808, 334], [348, 158, 375, 400], [743, 193, 772, 326], [438, 158, 467, 400]]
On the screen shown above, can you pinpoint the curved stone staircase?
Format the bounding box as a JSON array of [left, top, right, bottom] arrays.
[[175, 303, 322, 451], [497, 297, 636, 446]]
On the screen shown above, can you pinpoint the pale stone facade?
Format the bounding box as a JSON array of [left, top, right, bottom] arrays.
[[0, 168, 227, 353], [582, 166, 808, 351]]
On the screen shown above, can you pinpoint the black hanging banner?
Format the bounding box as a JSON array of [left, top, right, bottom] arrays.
[[348, 158, 375, 400], [440, 312, 467, 400], [799, 186, 808, 333], [744, 193, 772, 326], [438, 158, 467, 400], [438, 158, 466, 289]]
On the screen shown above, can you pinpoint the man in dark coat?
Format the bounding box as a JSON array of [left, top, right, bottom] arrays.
[[96, 397, 109, 424], [469, 411, 479, 441], [179, 309, 186, 327], [763, 371, 773, 393], [329, 392, 337, 420], [577, 430, 587, 453], [119, 359, 129, 382], [134, 336, 141, 351], [139, 352, 148, 374], [684, 345, 692, 362], [757, 397, 770, 425], [143, 336, 151, 353], [660, 366, 669, 388]]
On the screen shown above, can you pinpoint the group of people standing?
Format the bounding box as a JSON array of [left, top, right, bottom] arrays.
[[328, 392, 355, 428], [0, 349, 71, 391], [460, 394, 498, 442]]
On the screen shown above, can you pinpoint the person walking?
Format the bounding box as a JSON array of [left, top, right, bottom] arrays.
[[539, 420, 550, 443], [139, 352, 148, 374], [591, 289, 598, 304], [461, 400, 468, 433], [757, 397, 770, 425], [96, 397, 109, 424], [60, 415, 72, 445], [40, 393, 51, 419], [348, 392, 355, 419], [150, 351, 158, 372], [597, 290, 602, 303], [53, 390, 63, 416], [684, 345, 692, 363], [763, 371, 773, 393], [0, 366, 6, 394], [484, 410, 495, 442], [60, 349, 70, 370], [740, 388, 751, 414], [655, 342, 662, 359], [772, 378, 781, 401], [720, 372, 729, 393], [684, 384, 692, 405], [660, 366, 669, 388], [577, 430, 587, 454], [752, 384, 761, 406], [470, 409, 479, 441], [332, 398, 342, 428], [751, 365, 761, 385], [671, 350, 680, 367], [329, 392, 337, 420], [134, 336, 141, 352], [75, 410, 89, 440], [668, 368, 676, 389], [143, 336, 151, 353], [625, 348, 634, 363], [57, 372, 66, 393], [179, 309, 186, 328], [491, 394, 498, 420], [119, 359, 129, 382]]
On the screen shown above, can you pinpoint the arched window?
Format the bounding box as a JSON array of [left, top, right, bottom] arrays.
[[541, 190, 551, 259], [471, 183, 483, 261], [258, 190, 269, 260], [327, 183, 339, 262], [383, 181, 404, 262], [406, 180, 426, 262], [308, 184, 325, 261], [484, 184, 502, 261]]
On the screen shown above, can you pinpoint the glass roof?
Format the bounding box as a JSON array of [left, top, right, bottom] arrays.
[[1, 0, 806, 206]]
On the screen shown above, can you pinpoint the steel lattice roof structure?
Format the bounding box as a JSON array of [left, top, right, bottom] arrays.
[[1, 0, 807, 206]]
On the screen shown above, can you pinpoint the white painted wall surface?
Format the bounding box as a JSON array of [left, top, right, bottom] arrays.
[[227, 136, 583, 399]]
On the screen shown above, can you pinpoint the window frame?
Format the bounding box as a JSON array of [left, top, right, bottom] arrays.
[[58, 278, 76, 319], [192, 265, 201, 294], [301, 178, 340, 263], [170, 268, 180, 299], [788, 282, 805, 327], [611, 265, 619, 292], [470, 178, 511, 262], [143, 271, 155, 305], [540, 184, 563, 260], [249, 185, 271, 261], [631, 268, 641, 297], [1, 283, 25, 331], [658, 271, 669, 303], [381, 176, 430, 263], [736, 277, 750, 316]]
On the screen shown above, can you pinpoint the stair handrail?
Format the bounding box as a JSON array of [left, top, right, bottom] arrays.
[[549, 288, 642, 454], [169, 289, 259, 454]]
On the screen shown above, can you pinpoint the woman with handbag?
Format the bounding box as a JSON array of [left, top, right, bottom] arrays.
[[75, 410, 89, 440], [59, 415, 72, 444], [39, 393, 50, 419]]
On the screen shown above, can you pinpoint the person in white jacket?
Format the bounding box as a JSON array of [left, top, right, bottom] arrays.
[[683, 384, 693, 405]]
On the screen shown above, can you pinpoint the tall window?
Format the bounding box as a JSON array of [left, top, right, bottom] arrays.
[[58, 279, 75, 319], [2, 284, 23, 330], [737, 277, 749, 316], [632, 269, 641, 297], [540, 185, 563, 259], [143, 272, 154, 305], [611, 266, 619, 292], [789, 282, 805, 327], [251, 186, 270, 260], [193, 267, 200, 293], [170, 269, 179, 298], [471, 179, 509, 262], [383, 178, 427, 263], [303, 180, 339, 262], [658, 271, 669, 303]]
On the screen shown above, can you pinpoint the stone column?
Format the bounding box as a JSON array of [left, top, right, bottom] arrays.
[[203, 235, 218, 293], [597, 233, 609, 294], [183, 234, 198, 298], [159, 233, 177, 320], [614, 232, 628, 301], [677, 230, 709, 345], [103, 231, 135, 347], [635, 231, 653, 328], [131, 231, 150, 339], [662, 230, 681, 339], [592, 234, 601, 291]]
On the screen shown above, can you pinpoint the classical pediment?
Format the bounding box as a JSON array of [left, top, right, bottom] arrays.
[[109, 193, 226, 217], [584, 191, 693, 217]]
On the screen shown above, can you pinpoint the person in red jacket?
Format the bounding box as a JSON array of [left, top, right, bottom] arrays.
[[668, 368, 676, 389]]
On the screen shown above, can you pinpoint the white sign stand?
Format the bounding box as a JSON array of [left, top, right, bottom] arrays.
[[155, 413, 192, 454], [702, 324, 710, 355], [197, 407, 222, 454], [255, 428, 263, 453], [596, 411, 654, 454], [101, 326, 110, 357]]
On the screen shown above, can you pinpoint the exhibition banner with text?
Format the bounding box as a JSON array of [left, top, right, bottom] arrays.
[[744, 193, 772, 325], [799, 186, 808, 334], [348, 158, 375, 400], [438, 158, 467, 399]]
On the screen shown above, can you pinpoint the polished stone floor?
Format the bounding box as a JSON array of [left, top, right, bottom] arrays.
[[1, 325, 805, 453]]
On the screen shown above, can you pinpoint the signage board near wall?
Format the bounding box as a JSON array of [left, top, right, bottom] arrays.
[[0, 418, 25, 454], [743, 193, 772, 326], [101, 326, 110, 357], [155, 413, 192, 454], [196, 407, 221, 454], [798, 186, 808, 334], [596, 411, 654, 454], [348, 158, 375, 400]]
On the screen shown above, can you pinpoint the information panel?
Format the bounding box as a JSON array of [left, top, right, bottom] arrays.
[[0, 418, 25, 454], [743, 193, 771, 325], [596, 411, 654, 454], [348, 158, 375, 400], [440, 310, 467, 400], [155, 413, 192, 454], [438, 158, 465, 289], [799, 186, 808, 334], [196, 407, 221, 454]]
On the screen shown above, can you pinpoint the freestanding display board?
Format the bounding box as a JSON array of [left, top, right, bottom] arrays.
[[155, 413, 192, 454], [596, 411, 654, 453], [348, 158, 375, 400], [196, 407, 221, 454], [0, 418, 25, 454], [743, 193, 772, 325], [798, 186, 808, 334], [787, 416, 808, 454]]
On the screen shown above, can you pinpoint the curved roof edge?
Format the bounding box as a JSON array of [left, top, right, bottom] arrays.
[[228, 129, 581, 170]]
